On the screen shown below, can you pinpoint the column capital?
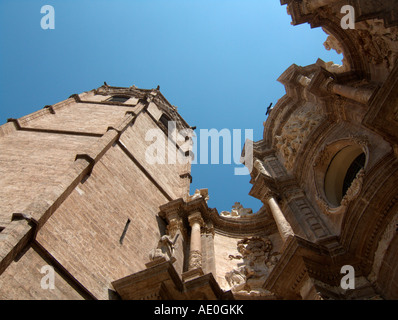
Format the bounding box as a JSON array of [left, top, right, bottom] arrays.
[[262, 188, 278, 201], [249, 172, 279, 202], [188, 211, 204, 227], [167, 216, 186, 239]]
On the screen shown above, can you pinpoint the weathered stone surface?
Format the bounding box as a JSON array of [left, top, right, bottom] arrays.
[[1, 0, 398, 300]]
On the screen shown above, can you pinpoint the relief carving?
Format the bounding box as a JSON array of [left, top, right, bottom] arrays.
[[275, 105, 323, 170], [322, 29, 349, 73], [225, 237, 280, 297], [356, 21, 396, 69], [188, 250, 202, 269], [316, 168, 365, 214], [313, 146, 331, 168], [341, 168, 365, 207]]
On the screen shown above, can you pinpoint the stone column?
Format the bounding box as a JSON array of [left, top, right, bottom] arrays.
[[253, 159, 294, 242], [264, 192, 294, 243], [188, 212, 204, 270], [329, 83, 374, 105]]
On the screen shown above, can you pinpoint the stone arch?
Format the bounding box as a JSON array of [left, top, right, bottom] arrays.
[[313, 137, 369, 216], [339, 154, 398, 276], [324, 144, 366, 207]]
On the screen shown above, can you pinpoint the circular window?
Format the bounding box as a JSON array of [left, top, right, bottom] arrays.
[[324, 145, 366, 207]]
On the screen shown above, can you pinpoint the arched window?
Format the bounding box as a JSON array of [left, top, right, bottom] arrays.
[[324, 145, 366, 207]]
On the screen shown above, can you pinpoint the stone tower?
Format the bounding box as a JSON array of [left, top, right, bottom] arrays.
[[1, 0, 398, 300], [0, 84, 195, 299]]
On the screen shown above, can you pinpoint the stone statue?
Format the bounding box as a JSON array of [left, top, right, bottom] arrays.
[[225, 237, 280, 297], [149, 234, 179, 263], [188, 188, 209, 203], [220, 202, 253, 218]]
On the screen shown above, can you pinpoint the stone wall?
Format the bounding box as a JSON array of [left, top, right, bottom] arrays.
[[0, 86, 192, 299]]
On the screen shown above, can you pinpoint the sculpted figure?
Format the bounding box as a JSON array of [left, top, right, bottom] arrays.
[[220, 202, 253, 218], [149, 234, 179, 263], [225, 237, 280, 296]]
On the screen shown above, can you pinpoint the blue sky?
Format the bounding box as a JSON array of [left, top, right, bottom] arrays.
[[0, 0, 342, 213]]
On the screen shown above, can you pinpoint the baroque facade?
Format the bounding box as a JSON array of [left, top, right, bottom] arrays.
[[0, 0, 398, 300]]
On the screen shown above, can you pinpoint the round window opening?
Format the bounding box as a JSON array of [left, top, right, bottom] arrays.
[[324, 145, 366, 207]]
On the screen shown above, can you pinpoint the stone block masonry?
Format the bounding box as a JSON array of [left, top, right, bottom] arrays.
[[0, 86, 193, 299]]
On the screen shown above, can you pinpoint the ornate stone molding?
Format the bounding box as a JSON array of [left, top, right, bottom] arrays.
[[275, 103, 324, 171], [341, 169, 365, 206], [225, 236, 279, 297], [166, 217, 184, 239], [160, 196, 276, 239], [188, 212, 204, 228], [315, 168, 365, 216], [312, 146, 331, 168]]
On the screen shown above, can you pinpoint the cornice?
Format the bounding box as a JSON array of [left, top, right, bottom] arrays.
[[263, 234, 356, 297], [92, 83, 191, 130], [159, 197, 277, 238]]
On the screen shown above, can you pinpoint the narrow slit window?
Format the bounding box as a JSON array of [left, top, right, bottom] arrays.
[[119, 219, 131, 244]]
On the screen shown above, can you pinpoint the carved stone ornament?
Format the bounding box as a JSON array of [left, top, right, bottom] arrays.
[[322, 31, 349, 73], [167, 218, 184, 238], [355, 20, 398, 70], [316, 168, 365, 215], [275, 104, 323, 171], [188, 250, 202, 269], [220, 202, 254, 219], [149, 234, 179, 263], [313, 146, 331, 168], [349, 134, 370, 149], [187, 188, 209, 203], [225, 237, 279, 297], [341, 169, 365, 207]]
